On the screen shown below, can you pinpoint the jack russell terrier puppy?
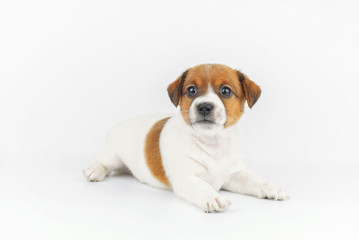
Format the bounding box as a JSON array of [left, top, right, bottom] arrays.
[[83, 64, 289, 212]]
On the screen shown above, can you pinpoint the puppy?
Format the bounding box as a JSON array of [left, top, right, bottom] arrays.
[[83, 64, 289, 212]]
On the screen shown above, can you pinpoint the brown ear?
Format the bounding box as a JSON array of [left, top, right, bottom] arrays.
[[237, 71, 261, 108], [167, 70, 188, 107]]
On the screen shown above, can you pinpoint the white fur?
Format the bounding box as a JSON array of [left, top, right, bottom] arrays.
[[83, 90, 289, 212]]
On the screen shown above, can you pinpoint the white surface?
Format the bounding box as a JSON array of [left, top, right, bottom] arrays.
[[1, 0, 358, 239], [1, 159, 358, 240]]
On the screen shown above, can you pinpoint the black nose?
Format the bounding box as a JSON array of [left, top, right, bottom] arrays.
[[197, 102, 214, 116]]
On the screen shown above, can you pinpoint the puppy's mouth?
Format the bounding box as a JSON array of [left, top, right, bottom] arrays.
[[191, 117, 224, 133], [195, 119, 215, 124], [192, 117, 219, 126]]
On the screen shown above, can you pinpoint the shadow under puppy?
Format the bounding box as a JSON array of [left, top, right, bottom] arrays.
[[83, 64, 289, 212]]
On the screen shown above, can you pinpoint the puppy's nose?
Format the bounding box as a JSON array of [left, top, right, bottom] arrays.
[[197, 102, 214, 116]]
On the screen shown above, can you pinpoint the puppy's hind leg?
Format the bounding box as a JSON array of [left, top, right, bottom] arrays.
[[83, 149, 124, 182]]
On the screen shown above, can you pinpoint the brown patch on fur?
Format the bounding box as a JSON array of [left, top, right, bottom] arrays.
[[167, 64, 261, 127], [145, 117, 170, 185]]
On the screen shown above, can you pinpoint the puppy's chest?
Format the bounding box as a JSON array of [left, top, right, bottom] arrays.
[[192, 139, 237, 189]]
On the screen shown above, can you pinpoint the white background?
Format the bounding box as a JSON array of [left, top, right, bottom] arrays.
[[1, 0, 358, 239]]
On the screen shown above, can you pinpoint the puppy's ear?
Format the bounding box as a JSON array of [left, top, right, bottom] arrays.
[[167, 70, 188, 107], [237, 71, 261, 108]]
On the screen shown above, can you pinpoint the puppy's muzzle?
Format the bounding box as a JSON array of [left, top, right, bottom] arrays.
[[197, 102, 214, 116]]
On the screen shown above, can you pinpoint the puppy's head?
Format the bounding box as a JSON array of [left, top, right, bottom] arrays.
[[167, 64, 261, 135]]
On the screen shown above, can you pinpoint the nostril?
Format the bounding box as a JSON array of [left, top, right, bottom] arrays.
[[197, 103, 214, 116]]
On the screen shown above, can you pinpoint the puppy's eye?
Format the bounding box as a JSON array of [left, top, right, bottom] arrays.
[[220, 86, 232, 98], [187, 86, 197, 97]]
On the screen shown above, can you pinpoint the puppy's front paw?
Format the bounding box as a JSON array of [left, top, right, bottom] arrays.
[[83, 162, 108, 182], [258, 183, 290, 200], [203, 195, 232, 213]]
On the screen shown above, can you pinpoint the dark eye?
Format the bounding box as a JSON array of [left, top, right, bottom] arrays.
[[220, 86, 232, 98], [187, 86, 197, 97]]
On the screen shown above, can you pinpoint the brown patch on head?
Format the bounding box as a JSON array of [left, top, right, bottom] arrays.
[[167, 64, 261, 127], [203, 64, 246, 127], [168, 67, 210, 125], [179, 67, 210, 124], [144, 117, 170, 186]]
